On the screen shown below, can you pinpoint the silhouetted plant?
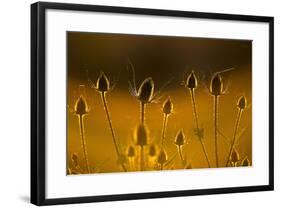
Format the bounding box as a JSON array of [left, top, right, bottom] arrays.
[[127, 145, 136, 170], [225, 96, 247, 167], [161, 97, 173, 148], [241, 156, 250, 167], [157, 149, 168, 170], [135, 124, 149, 171], [174, 130, 186, 165], [185, 71, 211, 167], [92, 72, 127, 172], [74, 95, 90, 173], [230, 148, 240, 167]]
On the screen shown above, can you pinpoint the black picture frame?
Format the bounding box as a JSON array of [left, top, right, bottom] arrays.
[[31, 1, 274, 206]]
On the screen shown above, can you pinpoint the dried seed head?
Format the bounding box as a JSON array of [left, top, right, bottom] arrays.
[[231, 148, 240, 163], [74, 96, 88, 116], [162, 97, 173, 115], [241, 157, 250, 166], [210, 74, 223, 96], [127, 145, 135, 158], [138, 77, 154, 103], [117, 154, 127, 165], [149, 144, 157, 157], [174, 130, 185, 146], [135, 124, 148, 146], [96, 72, 110, 92], [157, 149, 167, 165], [186, 71, 197, 89], [237, 96, 247, 110]]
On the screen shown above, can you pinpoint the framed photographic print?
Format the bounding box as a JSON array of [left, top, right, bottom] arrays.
[[31, 2, 274, 206]]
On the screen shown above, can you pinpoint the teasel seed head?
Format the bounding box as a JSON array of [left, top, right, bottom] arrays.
[[157, 149, 168, 165], [127, 145, 136, 158], [135, 124, 148, 146], [231, 148, 240, 163], [186, 71, 197, 89], [96, 72, 110, 92], [241, 157, 250, 166], [174, 130, 185, 146], [149, 144, 157, 157], [137, 77, 154, 103], [210, 74, 223, 96], [162, 97, 173, 115], [237, 96, 247, 110], [74, 95, 88, 116]]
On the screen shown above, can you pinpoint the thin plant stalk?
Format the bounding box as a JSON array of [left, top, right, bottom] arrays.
[[189, 89, 211, 168], [214, 95, 219, 167], [177, 146, 185, 165], [140, 102, 145, 124], [100, 92, 127, 172], [140, 146, 144, 171], [225, 109, 242, 167], [161, 114, 168, 149], [78, 115, 90, 173]]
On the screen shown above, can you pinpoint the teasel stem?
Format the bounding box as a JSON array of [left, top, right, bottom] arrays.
[[140, 102, 145, 124], [214, 95, 219, 167], [78, 115, 90, 173], [161, 114, 168, 149], [140, 146, 144, 171], [100, 92, 127, 172], [177, 145, 184, 164], [225, 108, 242, 167], [189, 89, 211, 168]]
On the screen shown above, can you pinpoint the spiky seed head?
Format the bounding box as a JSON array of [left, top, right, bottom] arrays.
[[163, 97, 173, 115], [231, 148, 240, 163], [96, 72, 110, 92], [127, 145, 135, 158], [157, 149, 167, 165], [174, 130, 185, 146], [237, 96, 247, 110], [149, 144, 157, 157], [135, 124, 148, 146], [186, 71, 197, 89], [117, 154, 127, 165], [74, 96, 88, 116], [210, 74, 223, 96], [241, 157, 250, 166], [137, 77, 154, 103]]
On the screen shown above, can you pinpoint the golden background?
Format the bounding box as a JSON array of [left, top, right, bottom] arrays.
[[67, 32, 252, 174]]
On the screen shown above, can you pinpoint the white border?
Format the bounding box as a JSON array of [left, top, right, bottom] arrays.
[[46, 9, 269, 198]]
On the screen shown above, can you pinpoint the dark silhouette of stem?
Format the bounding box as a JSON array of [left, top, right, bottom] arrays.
[[140, 102, 145, 124], [177, 145, 185, 165], [161, 114, 168, 149], [190, 89, 211, 168], [140, 146, 144, 171], [225, 109, 242, 167], [101, 92, 127, 172], [214, 95, 219, 167], [78, 115, 90, 173]]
